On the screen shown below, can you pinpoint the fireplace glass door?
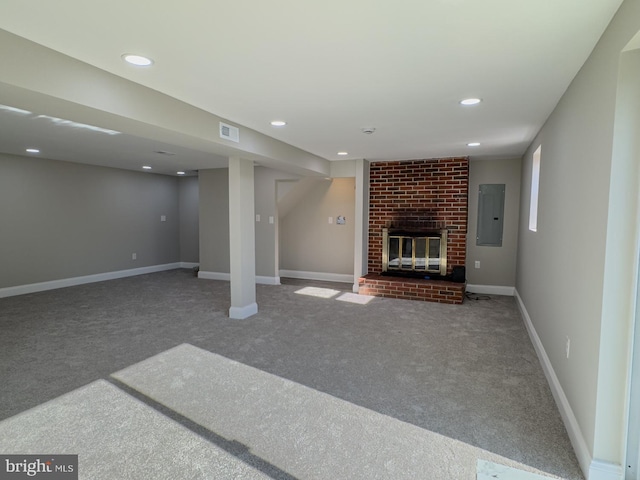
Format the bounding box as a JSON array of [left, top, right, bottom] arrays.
[[385, 233, 444, 274]]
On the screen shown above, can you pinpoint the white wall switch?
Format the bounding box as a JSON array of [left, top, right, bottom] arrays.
[[328, 216, 333, 224], [269, 216, 274, 224], [475, 261, 480, 269], [256, 214, 261, 222], [132, 253, 137, 260], [160, 215, 166, 222]]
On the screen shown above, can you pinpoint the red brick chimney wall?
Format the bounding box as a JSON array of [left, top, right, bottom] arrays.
[[368, 158, 469, 275]]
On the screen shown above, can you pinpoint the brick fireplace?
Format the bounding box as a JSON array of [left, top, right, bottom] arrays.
[[359, 157, 469, 304]]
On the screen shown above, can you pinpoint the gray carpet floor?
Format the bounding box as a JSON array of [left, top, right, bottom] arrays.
[[0, 269, 583, 479]]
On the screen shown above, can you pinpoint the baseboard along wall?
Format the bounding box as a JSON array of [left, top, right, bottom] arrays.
[[466, 284, 515, 296], [197, 271, 281, 285], [278, 269, 354, 284], [0, 263, 197, 298]]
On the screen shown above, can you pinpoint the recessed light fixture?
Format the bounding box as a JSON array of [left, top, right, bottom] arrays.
[[337, 152, 348, 156], [467, 142, 481, 147], [177, 171, 186, 175], [122, 54, 154, 66], [26, 148, 40, 153], [270, 120, 287, 127], [142, 165, 152, 170], [460, 98, 482, 106]]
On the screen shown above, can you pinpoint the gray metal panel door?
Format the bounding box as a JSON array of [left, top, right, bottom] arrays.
[[476, 184, 505, 247]]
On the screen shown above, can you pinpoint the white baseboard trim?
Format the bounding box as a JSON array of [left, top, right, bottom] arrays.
[[197, 272, 280, 285], [179, 262, 199, 269], [588, 459, 624, 480], [198, 271, 231, 281], [279, 269, 354, 284], [0, 263, 182, 298], [514, 289, 593, 479], [229, 302, 258, 319], [466, 284, 515, 296]]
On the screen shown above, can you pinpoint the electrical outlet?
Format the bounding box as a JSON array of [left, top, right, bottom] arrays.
[[566, 337, 571, 359], [328, 216, 333, 224], [269, 216, 274, 224], [475, 261, 480, 269], [160, 215, 166, 222], [132, 253, 137, 260]]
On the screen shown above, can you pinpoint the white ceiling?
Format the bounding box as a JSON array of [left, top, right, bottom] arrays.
[[0, 0, 623, 175]]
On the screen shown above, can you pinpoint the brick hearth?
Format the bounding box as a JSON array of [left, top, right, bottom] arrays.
[[358, 274, 465, 304], [363, 157, 469, 304]]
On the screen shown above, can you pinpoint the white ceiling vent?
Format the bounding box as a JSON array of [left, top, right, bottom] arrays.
[[219, 122, 240, 143]]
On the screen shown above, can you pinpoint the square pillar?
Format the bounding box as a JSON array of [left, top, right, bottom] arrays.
[[228, 157, 257, 319]]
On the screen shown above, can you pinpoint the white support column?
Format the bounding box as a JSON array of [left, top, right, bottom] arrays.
[[228, 157, 258, 319], [353, 159, 370, 293]]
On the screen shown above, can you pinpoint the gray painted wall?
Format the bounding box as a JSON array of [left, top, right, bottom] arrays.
[[279, 177, 355, 275], [198, 169, 230, 274], [0, 153, 180, 288], [466, 158, 521, 287], [178, 176, 199, 263], [198, 166, 299, 277], [516, 0, 639, 471], [254, 167, 299, 278]]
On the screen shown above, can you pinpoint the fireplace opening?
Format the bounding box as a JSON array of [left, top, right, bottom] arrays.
[[382, 228, 447, 278]]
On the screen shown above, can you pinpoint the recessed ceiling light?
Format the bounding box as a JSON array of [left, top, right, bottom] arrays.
[[460, 98, 481, 106], [337, 152, 348, 156], [177, 171, 186, 175], [26, 148, 40, 153], [270, 120, 287, 127], [142, 165, 152, 170], [122, 54, 154, 66], [467, 142, 481, 147]]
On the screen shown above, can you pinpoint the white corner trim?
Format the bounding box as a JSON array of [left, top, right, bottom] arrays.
[[197, 271, 231, 281], [588, 459, 624, 480], [514, 289, 593, 479], [466, 284, 515, 296], [279, 269, 354, 284], [0, 263, 182, 298], [256, 276, 281, 285], [229, 302, 258, 319]]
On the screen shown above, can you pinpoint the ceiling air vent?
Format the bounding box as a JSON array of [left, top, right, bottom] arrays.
[[219, 122, 240, 143]]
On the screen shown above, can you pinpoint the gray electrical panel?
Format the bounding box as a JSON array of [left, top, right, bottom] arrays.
[[477, 184, 505, 247]]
